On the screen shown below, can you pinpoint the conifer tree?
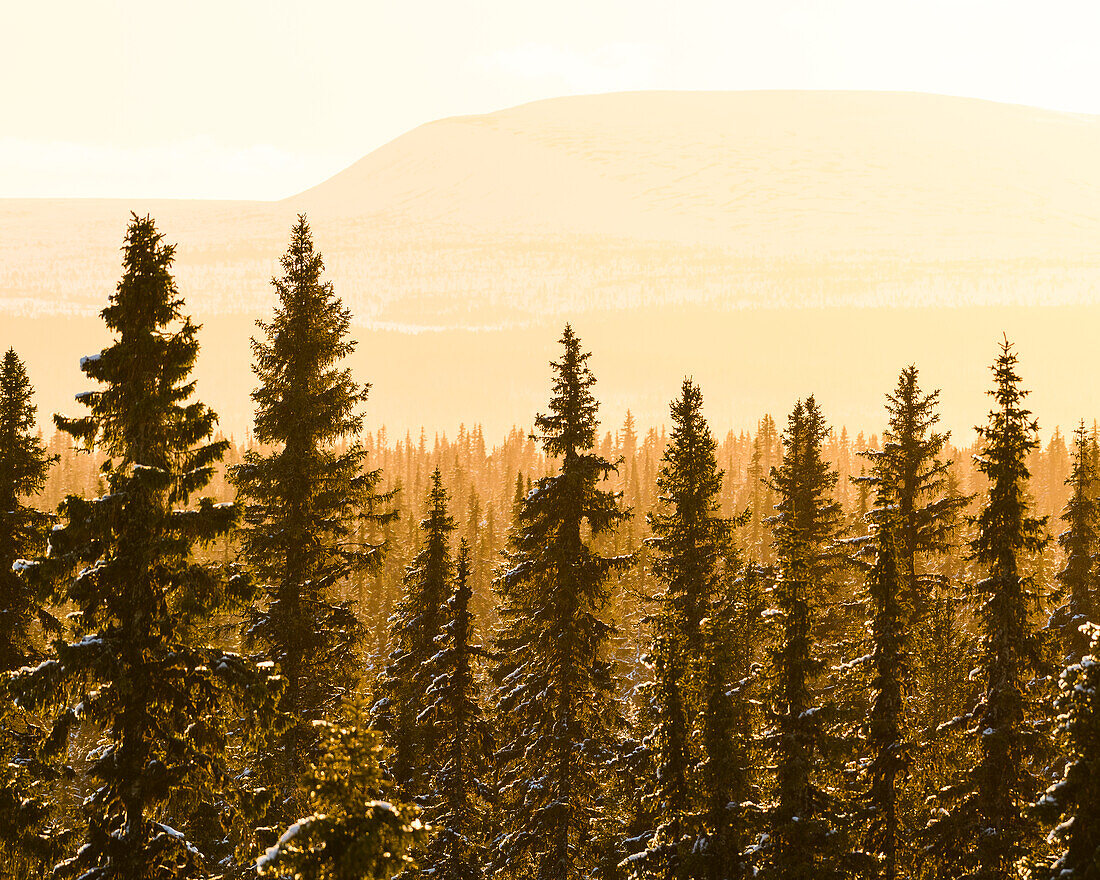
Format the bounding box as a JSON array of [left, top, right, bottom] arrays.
[[374, 468, 455, 794], [925, 338, 1048, 879], [417, 540, 493, 880], [233, 215, 394, 812], [853, 366, 969, 879], [0, 349, 58, 877], [693, 568, 760, 880], [630, 379, 736, 879], [858, 366, 967, 616], [257, 703, 426, 880], [0, 348, 54, 671], [1051, 422, 1099, 662], [11, 214, 274, 879], [862, 521, 907, 880], [754, 396, 846, 879], [1030, 623, 1100, 879], [491, 325, 629, 880]]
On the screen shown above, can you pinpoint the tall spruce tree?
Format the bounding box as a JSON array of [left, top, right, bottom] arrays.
[[491, 325, 629, 880], [232, 215, 394, 814], [862, 520, 907, 880], [0, 348, 58, 877], [374, 468, 455, 794], [924, 338, 1048, 879], [417, 540, 493, 880], [853, 365, 969, 879], [629, 378, 738, 879], [1030, 623, 1100, 879], [1051, 422, 1099, 662], [11, 214, 274, 879], [755, 396, 846, 880]]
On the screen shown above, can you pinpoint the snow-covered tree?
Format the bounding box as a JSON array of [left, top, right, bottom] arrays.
[[491, 325, 629, 880], [233, 215, 395, 816], [924, 338, 1048, 879], [374, 468, 456, 794], [1030, 623, 1100, 879], [0, 348, 58, 878], [11, 214, 276, 879], [417, 540, 493, 880], [257, 703, 425, 880], [754, 396, 848, 879], [1050, 422, 1100, 662]]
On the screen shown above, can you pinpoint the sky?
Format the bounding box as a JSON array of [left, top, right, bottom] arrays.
[[2, 0, 1098, 199]]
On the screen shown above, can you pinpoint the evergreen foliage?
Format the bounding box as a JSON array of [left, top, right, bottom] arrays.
[[924, 338, 1048, 879], [256, 703, 426, 880], [11, 214, 276, 879], [1051, 422, 1100, 662], [374, 468, 456, 793], [0, 348, 58, 877], [491, 324, 629, 880], [1030, 623, 1100, 879], [232, 215, 395, 813], [754, 396, 846, 880], [417, 539, 493, 880]]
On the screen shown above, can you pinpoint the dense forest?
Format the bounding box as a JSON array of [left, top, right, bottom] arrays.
[[2, 213, 1099, 880]]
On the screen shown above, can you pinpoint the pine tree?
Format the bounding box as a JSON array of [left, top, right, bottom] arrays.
[[11, 214, 274, 879], [417, 540, 493, 880], [374, 468, 455, 794], [754, 396, 846, 880], [233, 215, 394, 814], [1051, 422, 1099, 662], [256, 703, 426, 880], [925, 338, 1048, 879], [491, 325, 629, 880], [1030, 623, 1100, 879], [0, 349, 58, 877]]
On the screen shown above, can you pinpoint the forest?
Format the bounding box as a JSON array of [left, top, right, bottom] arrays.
[[2, 212, 1098, 880]]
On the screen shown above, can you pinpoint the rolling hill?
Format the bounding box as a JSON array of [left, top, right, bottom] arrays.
[[2, 91, 1099, 436]]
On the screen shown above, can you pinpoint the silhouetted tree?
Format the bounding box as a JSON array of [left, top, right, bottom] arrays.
[[491, 325, 629, 880], [12, 214, 274, 879], [925, 339, 1048, 879], [233, 215, 395, 815]]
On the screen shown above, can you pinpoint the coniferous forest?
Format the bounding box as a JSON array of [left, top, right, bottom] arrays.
[[6, 213, 1100, 880]]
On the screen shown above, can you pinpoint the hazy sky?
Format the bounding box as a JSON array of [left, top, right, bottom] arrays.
[[3, 1, 1097, 199]]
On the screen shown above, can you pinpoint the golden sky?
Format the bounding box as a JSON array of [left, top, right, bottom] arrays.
[[2, 0, 1097, 199]]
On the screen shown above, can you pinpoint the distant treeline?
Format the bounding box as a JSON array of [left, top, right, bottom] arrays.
[[1, 213, 1097, 880]]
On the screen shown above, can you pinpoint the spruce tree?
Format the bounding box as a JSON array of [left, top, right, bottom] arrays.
[[630, 378, 738, 879], [857, 366, 967, 617], [862, 520, 907, 880], [11, 214, 274, 879], [491, 325, 629, 880], [418, 540, 493, 880], [754, 396, 846, 880], [924, 338, 1048, 879], [0, 348, 54, 671], [1030, 623, 1100, 879], [233, 215, 394, 813], [853, 366, 969, 879], [1051, 421, 1099, 662], [0, 349, 58, 877], [374, 468, 455, 794], [257, 703, 426, 880]]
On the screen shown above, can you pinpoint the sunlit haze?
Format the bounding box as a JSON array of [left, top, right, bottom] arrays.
[[3, 0, 1100, 198]]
